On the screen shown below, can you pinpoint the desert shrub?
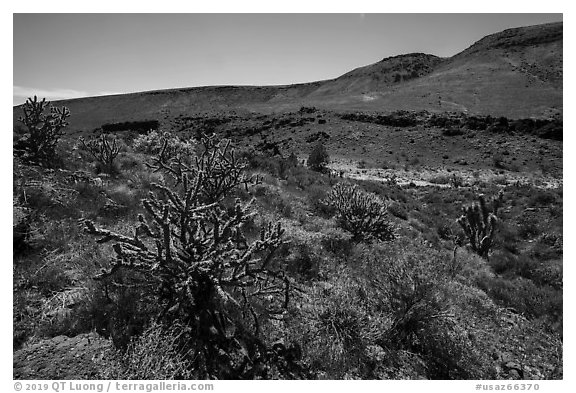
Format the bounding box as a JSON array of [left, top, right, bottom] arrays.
[[116, 152, 143, 172], [80, 134, 121, 175], [125, 169, 164, 193], [529, 259, 562, 290], [477, 277, 562, 321], [387, 201, 408, 220], [307, 141, 330, 172], [489, 251, 540, 280], [98, 322, 195, 379], [14, 96, 70, 166], [357, 244, 495, 379], [306, 184, 335, 217], [286, 166, 329, 190], [103, 184, 143, 218], [517, 215, 541, 239], [256, 152, 301, 180], [297, 274, 372, 378], [316, 296, 365, 364], [457, 191, 504, 259], [421, 191, 444, 205], [320, 227, 354, 257], [495, 222, 520, 253], [15, 175, 84, 222], [39, 278, 156, 348], [529, 189, 558, 206], [416, 317, 494, 379], [325, 183, 394, 243], [529, 233, 562, 262], [355, 178, 406, 202], [83, 134, 299, 378], [25, 264, 73, 297], [436, 220, 455, 241], [132, 130, 195, 157], [282, 240, 321, 280], [362, 247, 450, 347], [240, 152, 282, 176], [254, 184, 293, 218]]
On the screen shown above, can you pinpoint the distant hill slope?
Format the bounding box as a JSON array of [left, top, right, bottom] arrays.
[[307, 53, 445, 97], [13, 22, 562, 131], [302, 22, 562, 117]]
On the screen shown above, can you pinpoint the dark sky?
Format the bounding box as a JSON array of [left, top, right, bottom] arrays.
[[13, 13, 563, 105]]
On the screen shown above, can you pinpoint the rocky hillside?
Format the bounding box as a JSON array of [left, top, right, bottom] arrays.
[[13, 22, 562, 130]]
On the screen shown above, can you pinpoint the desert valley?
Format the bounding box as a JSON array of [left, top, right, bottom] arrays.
[[13, 20, 563, 380]]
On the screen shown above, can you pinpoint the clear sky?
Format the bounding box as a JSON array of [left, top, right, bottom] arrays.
[[13, 13, 563, 105]]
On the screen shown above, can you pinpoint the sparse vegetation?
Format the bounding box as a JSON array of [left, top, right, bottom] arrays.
[[12, 81, 563, 380]]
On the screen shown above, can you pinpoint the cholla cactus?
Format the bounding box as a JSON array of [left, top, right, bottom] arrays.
[[80, 134, 120, 174], [147, 134, 258, 203], [84, 134, 292, 377], [325, 183, 394, 243], [457, 191, 504, 259], [16, 96, 70, 165]]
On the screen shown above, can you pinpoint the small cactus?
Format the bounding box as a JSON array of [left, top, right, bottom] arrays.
[[457, 190, 504, 259], [80, 134, 120, 174]]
